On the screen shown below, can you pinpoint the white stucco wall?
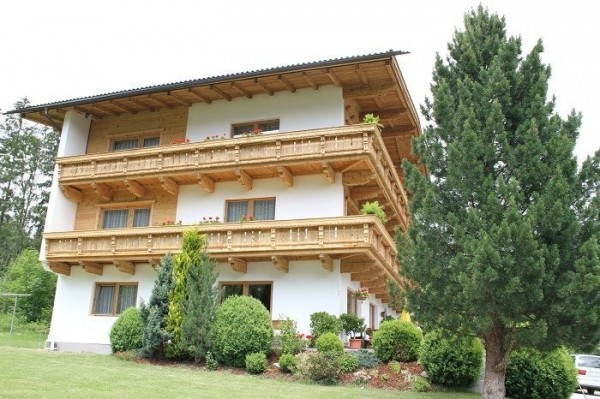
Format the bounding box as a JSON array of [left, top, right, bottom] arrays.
[[185, 86, 344, 140], [48, 265, 155, 347], [176, 175, 344, 223]]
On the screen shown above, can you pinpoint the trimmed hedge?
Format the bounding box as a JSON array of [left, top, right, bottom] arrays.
[[419, 330, 483, 387], [279, 353, 298, 373], [506, 347, 577, 399], [213, 296, 273, 368], [109, 307, 143, 353], [372, 320, 422, 362], [315, 332, 344, 353]]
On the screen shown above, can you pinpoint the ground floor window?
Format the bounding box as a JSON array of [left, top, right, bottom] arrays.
[[220, 281, 272, 311], [347, 290, 358, 315], [93, 283, 138, 315], [369, 303, 376, 329]]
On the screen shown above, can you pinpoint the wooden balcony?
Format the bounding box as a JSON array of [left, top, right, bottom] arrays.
[[57, 124, 409, 231], [44, 215, 400, 304]]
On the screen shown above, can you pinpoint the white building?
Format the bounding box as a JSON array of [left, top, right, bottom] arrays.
[[8, 51, 421, 353]]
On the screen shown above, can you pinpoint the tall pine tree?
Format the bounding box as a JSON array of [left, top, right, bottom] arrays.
[[399, 7, 600, 399]]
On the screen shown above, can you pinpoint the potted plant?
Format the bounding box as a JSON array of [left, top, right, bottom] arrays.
[[340, 313, 366, 349], [354, 288, 369, 300], [362, 113, 383, 129], [360, 201, 387, 224]]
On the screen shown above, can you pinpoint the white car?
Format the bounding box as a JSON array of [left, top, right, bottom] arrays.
[[573, 354, 600, 395]]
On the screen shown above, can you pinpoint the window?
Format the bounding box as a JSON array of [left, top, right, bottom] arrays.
[[347, 290, 358, 315], [93, 283, 138, 315], [101, 206, 151, 229], [225, 198, 275, 222], [110, 131, 161, 152], [369, 303, 376, 329], [232, 119, 279, 137], [220, 282, 272, 311]]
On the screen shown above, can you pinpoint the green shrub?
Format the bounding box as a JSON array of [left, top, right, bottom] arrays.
[[109, 307, 143, 353], [278, 317, 304, 355], [372, 320, 422, 362], [205, 351, 218, 371], [339, 313, 366, 338], [339, 353, 359, 373], [389, 360, 401, 374], [279, 353, 298, 373], [412, 375, 431, 392], [316, 332, 344, 353], [360, 201, 387, 223], [309, 312, 341, 340], [352, 349, 380, 368], [307, 351, 342, 385], [506, 347, 577, 399], [245, 352, 268, 374], [213, 296, 273, 368], [419, 330, 483, 387]]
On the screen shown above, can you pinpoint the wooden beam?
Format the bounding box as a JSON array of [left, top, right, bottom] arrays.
[[319, 254, 333, 272], [110, 100, 138, 114], [228, 257, 247, 273], [73, 106, 103, 119], [351, 270, 384, 282], [343, 83, 396, 99], [159, 176, 179, 196], [124, 179, 145, 198], [230, 82, 253, 99], [346, 196, 360, 215], [302, 72, 318, 90], [149, 259, 161, 269], [277, 75, 296, 93], [351, 187, 383, 201], [209, 84, 232, 101], [91, 182, 113, 201], [355, 65, 369, 85], [253, 78, 274, 95], [80, 261, 103, 275], [272, 256, 289, 273], [343, 171, 374, 186], [368, 286, 387, 295], [147, 94, 173, 109], [168, 91, 191, 106], [325, 68, 341, 86], [92, 104, 120, 117], [341, 262, 373, 273], [361, 107, 407, 120], [322, 162, 335, 184], [128, 97, 156, 112], [362, 277, 387, 289], [197, 173, 215, 193], [277, 166, 293, 187], [60, 185, 83, 202], [49, 262, 71, 276], [235, 169, 253, 190], [188, 88, 212, 104], [113, 260, 135, 275]]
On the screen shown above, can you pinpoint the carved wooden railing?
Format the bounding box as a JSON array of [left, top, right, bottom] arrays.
[[43, 215, 399, 280]]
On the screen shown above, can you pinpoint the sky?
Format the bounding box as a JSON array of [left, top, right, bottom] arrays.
[[0, 0, 598, 161]]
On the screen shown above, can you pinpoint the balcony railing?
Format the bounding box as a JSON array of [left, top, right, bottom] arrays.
[[56, 125, 409, 229]]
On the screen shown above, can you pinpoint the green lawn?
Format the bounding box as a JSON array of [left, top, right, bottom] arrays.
[[0, 330, 47, 349], [0, 347, 479, 399]]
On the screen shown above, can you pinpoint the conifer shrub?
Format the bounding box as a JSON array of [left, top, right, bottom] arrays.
[[306, 351, 342, 385], [419, 330, 483, 387], [315, 332, 344, 353], [352, 349, 381, 368], [506, 347, 577, 399], [279, 353, 298, 373], [245, 352, 268, 374], [213, 295, 273, 368], [309, 311, 341, 340], [109, 307, 143, 353], [372, 320, 422, 362], [205, 351, 218, 371]]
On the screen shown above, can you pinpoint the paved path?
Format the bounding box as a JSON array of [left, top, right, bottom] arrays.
[[573, 391, 598, 398]]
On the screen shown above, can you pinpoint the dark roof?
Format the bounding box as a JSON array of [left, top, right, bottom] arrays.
[[6, 50, 408, 115]]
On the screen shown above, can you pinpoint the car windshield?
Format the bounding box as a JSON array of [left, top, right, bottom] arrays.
[[578, 356, 600, 368]]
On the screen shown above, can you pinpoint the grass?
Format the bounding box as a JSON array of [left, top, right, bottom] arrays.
[[0, 347, 480, 399], [0, 330, 48, 349]]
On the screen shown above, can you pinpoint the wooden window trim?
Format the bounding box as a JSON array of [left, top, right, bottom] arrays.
[[347, 289, 358, 315], [231, 119, 279, 137], [97, 201, 154, 229], [225, 197, 275, 222], [220, 281, 273, 313], [91, 282, 138, 316], [107, 129, 164, 152]]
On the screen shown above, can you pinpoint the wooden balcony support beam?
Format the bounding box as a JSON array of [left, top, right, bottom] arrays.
[[167, 91, 191, 106], [128, 98, 155, 112], [149, 258, 161, 270], [322, 162, 335, 184], [344, 83, 396, 99], [113, 260, 136, 275], [341, 262, 373, 273], [230, 82, 253, 99], [277, 75, 296, 93], [253, 78, 274, 96], [319, 254, 333, 272], [228, 257, 247, 274], [366, 286, 387, 295], [49, 262, 71, 276], [209, 84, 232, 101], [362, 277, 386, 289], [351, 187, 383, 201], [124, 179, 145, 198], [60, 185, 83, 202], [272, 256, 289, 273], [277, 166, 293, 187], [235, 169, 253, 190], [92, 104, 120, 117], [351, 269, 383, 282], [159, 176, 179, 196], [325, 68, 341, 86], [343, 171, 374, 186], [187, 88, 212, 104], [91, 182, 113, 201], [80, 261, 103, 275], [147, 94, 173, 110], [302, 72, 318, 90], [110, 100, 138, 114], [197, 173, 215, 193]]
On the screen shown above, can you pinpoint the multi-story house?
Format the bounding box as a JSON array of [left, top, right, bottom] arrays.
[[8, 51, 421, 353]]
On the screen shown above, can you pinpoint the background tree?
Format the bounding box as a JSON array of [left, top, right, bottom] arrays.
[[139, 254, 174, 359], [180, 232, 219, 363], [399, 6, 600, 399]]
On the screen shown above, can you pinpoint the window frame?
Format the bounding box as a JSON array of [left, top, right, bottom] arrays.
[[219, 281, 273, 312], [225, 197, 275, 222], [231, 119, 280, 137], [107, 129, 163, 152], [97, 201, 154, 229], [347, 290, 358, 315], [92, 282, 138, 316], [369, 303, 376, 329]]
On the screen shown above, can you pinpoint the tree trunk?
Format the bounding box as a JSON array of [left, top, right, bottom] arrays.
[[482, 324, 510, 399]]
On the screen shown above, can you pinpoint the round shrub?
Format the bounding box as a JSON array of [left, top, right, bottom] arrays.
[[339, 353, 359, 372], [307, 351, 342, 385], [109, 307, 143, 353], [419, 330, 483, 387], [309, 312, 341, 340], [245, 352, 268, 374], [279, 353, 298, 373], [506, 347, 577, 399], [372, 320, 422, 362], [316, 332, 344, 353], [213, 296, 273, 368], [412, 375, 431, 392]]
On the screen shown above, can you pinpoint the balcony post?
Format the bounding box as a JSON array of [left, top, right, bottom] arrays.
[[77, 237, 83, 255], [147, 234, 152, 252], [318, 226, 324, 246], [270, 228, 276, 248], [111, 236, 116, 254], [363, 224, 370, 243], [158, 153, 163, 170]]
